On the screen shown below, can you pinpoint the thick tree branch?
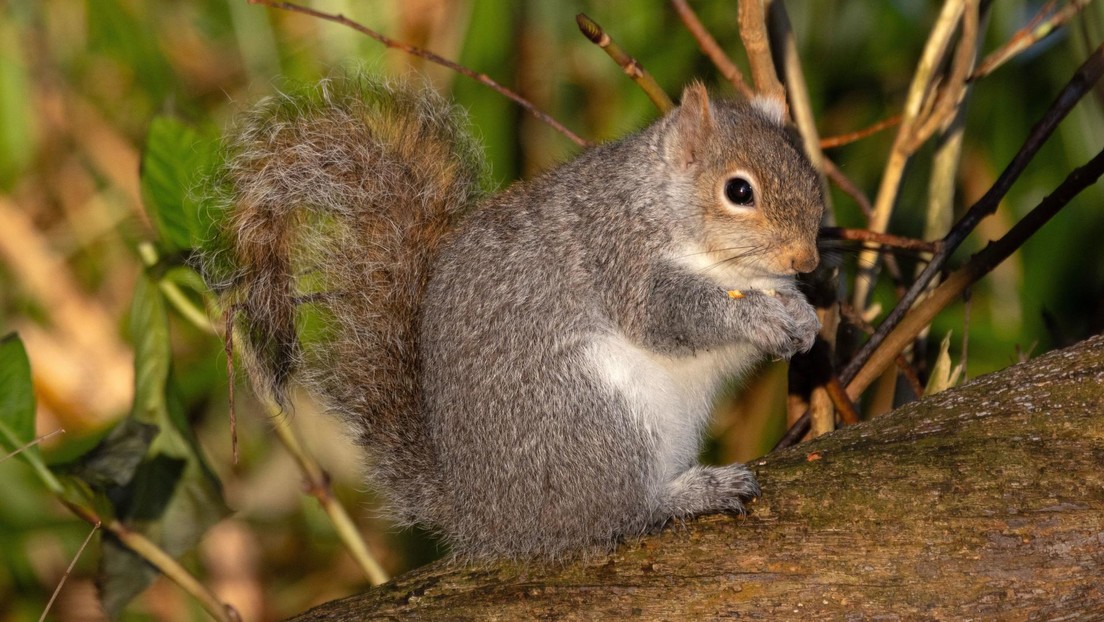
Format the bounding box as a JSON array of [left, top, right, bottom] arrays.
[[289, 335, 1104, 620]]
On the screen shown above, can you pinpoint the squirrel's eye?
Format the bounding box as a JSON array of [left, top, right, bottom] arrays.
[[724, 177, 755, 207]]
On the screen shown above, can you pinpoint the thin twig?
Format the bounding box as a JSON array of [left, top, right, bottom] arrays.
[[839, 43, 1104, 386], [825, 376, 860, 425], [39, 521, 101, 622], [224, 309, 238, 465], [819, 227, 940, 254], [58, 497, 241, 622], [110, 520, 240, 622], [823, 158, 874, 219], [575, 14, 674, 113], [971, 0, 1091, 80], [669, 0, 754, 98], [908, 0, 980, 151], [1, 429, 64, 464], [248, 0, 590, 147], [846, 146, 1104, 398], [767, 1, 832, 206], [820, 114, 903, 149], [265, 400, 390, 586], [852, 0, 969, 310]]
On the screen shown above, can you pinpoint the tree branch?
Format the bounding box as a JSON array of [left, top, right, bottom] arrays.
[[288, 335, 1104, 620]]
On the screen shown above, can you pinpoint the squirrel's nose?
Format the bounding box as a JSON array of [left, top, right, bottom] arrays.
[[789, 248, 819, 274]]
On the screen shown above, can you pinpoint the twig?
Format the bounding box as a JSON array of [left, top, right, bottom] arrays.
[[825, 376, 860, 425], [248, 0, 590, 147], [823, 158, 874, 219], [852, 0, 970, 309], [58, 497, 240, 622], [1, 429, 64, 464], [820, 114, 903, 149], [766, 1, 832, 212], [846, 146, 1104, 398], [738, 0, 787, 108], [137, 243, 217, 335], [109, 519, 240, 622], [971, 0, 1092, 80], [669, 0, 754, 98], [819, 227, 940, 254], [39, 521, 101, 622], [265, 400, 390, 586], [961, 287, 972, 381], [839, 43, 1104, 387], [224, 309, 238, 465], [575, 14, 674, 113], [908, 0, 981, 151]]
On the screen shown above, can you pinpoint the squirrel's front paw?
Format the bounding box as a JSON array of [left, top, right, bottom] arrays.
[[779, 292, 820, 354], [742, 291, 818, 359]]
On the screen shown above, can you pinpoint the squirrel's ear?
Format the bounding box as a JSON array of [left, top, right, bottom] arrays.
[[666, 81, 715, 170]]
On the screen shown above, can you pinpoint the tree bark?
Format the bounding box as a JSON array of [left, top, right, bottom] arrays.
[[291, 334, 1104, 621]]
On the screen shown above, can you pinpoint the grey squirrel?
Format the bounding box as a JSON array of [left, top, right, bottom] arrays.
[[203, 75, 824, 559]]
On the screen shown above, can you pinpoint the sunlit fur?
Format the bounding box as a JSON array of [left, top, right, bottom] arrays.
[[204, 76, 825, 560]]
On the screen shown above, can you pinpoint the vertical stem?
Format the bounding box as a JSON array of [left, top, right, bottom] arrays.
[[851, 0, 967, 310], [267, 403, 390, 586]]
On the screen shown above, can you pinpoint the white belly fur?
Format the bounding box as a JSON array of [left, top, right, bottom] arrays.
[[587, 332, 759, 482]]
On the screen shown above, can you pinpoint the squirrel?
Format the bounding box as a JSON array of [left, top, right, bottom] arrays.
[[202, 74, 824, 560]]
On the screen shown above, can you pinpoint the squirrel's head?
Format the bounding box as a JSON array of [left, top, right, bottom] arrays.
[[661, 82, 824, 281]]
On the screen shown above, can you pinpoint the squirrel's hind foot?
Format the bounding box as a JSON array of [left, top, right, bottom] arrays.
[[653, 464, 761, 523]]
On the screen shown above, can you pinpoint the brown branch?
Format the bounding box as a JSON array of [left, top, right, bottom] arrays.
[[575, 14, 674, 113], [293, 338, 1104, 620], [820, 114, 904, 149], [738, 0, 787, 107], [819, 227, 940, 254], [248, 0, 590, 147], [971, 0, 1091, 80], [825, 375, 860, 425], [224, 308, 238, 466], [846, 146, 1104, 399], [823, 158, 874, 219], [838, 42, 1104, 388], [670, 0, 754, 98]]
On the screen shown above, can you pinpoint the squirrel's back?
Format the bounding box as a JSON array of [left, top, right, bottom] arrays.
[[202, 75, 488, 526]]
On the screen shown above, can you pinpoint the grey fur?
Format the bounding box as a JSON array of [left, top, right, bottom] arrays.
[[208, 77, 824, 560]]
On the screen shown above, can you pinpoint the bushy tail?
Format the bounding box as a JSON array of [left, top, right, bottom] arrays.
[[201, 75, 487, 525]]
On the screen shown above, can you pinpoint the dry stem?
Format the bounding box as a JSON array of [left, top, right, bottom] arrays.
[[971, 0, 1092, 80], [846, 147, 1104, 398], [670, 0, 754, 98], [248, 0, 589, 147], [738, 0, 787, 109], [838, 43, 1104, 386], [575, 13, 674, 113], [266, 401, 390, 586]]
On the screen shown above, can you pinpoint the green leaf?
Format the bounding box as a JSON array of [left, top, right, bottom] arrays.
[[91, 275, 230, 619], [140, 116, 217, 252], [0, 333, 34, 444], [0, 333, 64, 494]]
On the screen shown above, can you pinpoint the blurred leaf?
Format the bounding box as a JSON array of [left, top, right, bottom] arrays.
[[0, 332, 34, 444], [141, 116, 217, 252], [0, 333, 62, 494], [925, 332, 963, 396], [0, 16, 34, 190], [94, 275, 230, 619], [71, 418, 158, 490]]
